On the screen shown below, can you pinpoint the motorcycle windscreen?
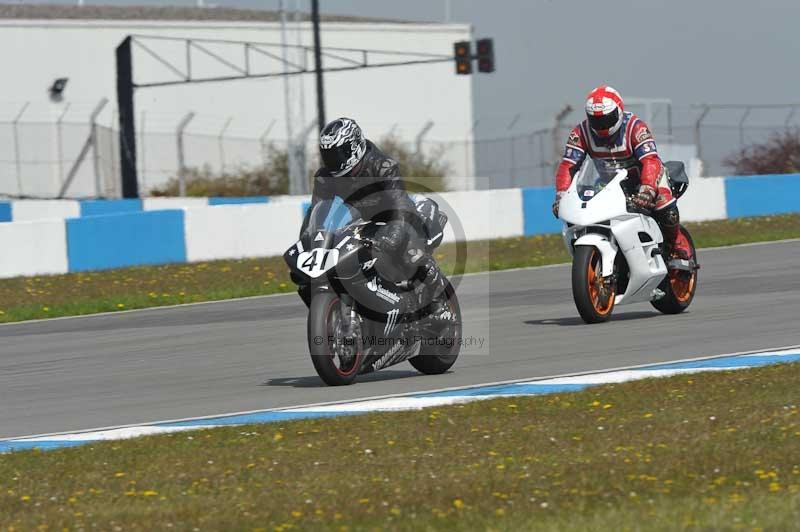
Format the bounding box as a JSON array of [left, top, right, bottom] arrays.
[[303, 197, 360, 237], [574, 163, 616, 202]]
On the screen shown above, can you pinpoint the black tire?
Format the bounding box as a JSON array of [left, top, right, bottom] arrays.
[[572, 246, 616, 324], [651, 226, 698, 314], [308, 292, 363, 386], [409, 281, 462, 375]]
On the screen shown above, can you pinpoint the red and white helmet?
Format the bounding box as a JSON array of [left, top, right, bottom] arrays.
[[585, 85, 624, 137]]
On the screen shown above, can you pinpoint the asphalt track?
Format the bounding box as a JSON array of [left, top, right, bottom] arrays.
[[1, 239, 798, 440]]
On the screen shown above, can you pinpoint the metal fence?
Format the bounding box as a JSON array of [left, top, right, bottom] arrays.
[[2, 103, 799, 198]]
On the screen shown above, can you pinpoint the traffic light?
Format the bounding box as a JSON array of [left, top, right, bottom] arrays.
[[476, 38, 495, 73], [454, 41, 472, 75]]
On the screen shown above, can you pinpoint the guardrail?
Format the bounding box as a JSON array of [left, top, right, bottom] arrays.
[[0, 174, 796, 279]]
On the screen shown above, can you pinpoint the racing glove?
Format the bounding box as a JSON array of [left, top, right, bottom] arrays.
[[552, 191, 565, 218], [630, 185, 656, 211]]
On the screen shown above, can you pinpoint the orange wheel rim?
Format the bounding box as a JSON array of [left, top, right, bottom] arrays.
[[670, 270, 696, 302], [670, 232, 696, 303], [587, 249, 615, 315]]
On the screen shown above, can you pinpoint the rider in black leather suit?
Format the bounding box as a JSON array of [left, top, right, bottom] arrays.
[[297, 117, 445, 317]]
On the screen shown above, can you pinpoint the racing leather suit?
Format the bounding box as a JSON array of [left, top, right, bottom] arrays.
[[297, 140, 444, 313], [554, 112, 690, 258]]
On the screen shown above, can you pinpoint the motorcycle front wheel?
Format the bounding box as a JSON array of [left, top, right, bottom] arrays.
[[308, 292, 363, 386], [572, 246, 616, 324]]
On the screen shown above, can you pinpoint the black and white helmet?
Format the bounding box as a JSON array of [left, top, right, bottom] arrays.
[[319, 117, 367, 177]]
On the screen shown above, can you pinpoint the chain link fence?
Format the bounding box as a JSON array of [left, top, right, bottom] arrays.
[[2, 103, 799, 198]]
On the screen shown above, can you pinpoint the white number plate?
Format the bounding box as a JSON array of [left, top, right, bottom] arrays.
[[296, 248, 340, 278]]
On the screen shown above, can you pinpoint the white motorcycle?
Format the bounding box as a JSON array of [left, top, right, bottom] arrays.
[[558, 161, 699, 323]]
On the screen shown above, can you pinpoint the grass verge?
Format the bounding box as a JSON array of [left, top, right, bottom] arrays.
[[1, 213, 798, 324], [1, 363, 799, 530]]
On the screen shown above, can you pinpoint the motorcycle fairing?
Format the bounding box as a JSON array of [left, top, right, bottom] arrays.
[[560, 168, 669, 305]]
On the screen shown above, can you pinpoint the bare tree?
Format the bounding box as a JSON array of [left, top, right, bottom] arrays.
[[724, 128, 800, 175]]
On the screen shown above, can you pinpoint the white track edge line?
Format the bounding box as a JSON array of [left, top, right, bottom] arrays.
[[4, 343, 799, 443]]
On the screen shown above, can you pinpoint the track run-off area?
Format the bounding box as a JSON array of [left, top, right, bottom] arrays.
[[1, 239, 798, 442]]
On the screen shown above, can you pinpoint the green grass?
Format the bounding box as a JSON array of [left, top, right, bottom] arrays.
[[2, 363, 798, 530], [0, 213, 798, 324]]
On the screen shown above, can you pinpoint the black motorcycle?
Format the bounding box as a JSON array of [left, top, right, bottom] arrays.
[[284, 198, 462, 386]]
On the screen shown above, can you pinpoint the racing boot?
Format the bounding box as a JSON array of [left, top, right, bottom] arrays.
[[655, 205, 693, 270], [416, 258, 451, 321]]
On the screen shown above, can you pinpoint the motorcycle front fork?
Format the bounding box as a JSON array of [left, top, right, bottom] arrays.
[[339, 294, 357, 337]]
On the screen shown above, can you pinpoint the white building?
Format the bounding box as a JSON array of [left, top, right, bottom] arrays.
[[0, 5, 474, 198]]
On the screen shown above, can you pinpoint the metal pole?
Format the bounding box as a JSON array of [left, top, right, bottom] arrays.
[[539, 132, 546, 184], [509, 137, 516, 188], [738, 107, 751, 147], [109, 110, 118, 197], [260, 118, 277, 166], [116, 36, 139, 198], [464, 119, 478, 185], [90, 98, 109, 198], [294, 119, 317, 194], [667, 102, 673, 139], [444, 0, 451, 23], [784, 108, 796, 128], [139, 111, 146, 193], [415, 120, 434, 155], [694, 105, 711, 174], [12, 102, 29, 196], [552, 104, 573, 174], [56, 103, 71, 188], [176, 112, 195, 197], [218, 117, 233, 174], [293, 2, 308, 142], [281, 1, 302, 195], [311, 0, 326, 132]]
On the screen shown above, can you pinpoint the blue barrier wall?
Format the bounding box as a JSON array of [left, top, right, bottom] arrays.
[[208, 196, 270, 206], [0, 201, 10, 223], [66, 210, 186, 272], [522, 187, 562, 236], [724, 174, 800, 218], [80, 199, 143, 217]]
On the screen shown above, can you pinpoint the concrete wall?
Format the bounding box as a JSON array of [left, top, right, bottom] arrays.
[[0, 19, 474, 197], [0, 219, 68, 277], [0, 173, 796, 279], [184, 202, 302, 262]]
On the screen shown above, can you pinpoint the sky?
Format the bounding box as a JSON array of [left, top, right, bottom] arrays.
[[26, 0, 800, 135], [251, 0, 800, 140]]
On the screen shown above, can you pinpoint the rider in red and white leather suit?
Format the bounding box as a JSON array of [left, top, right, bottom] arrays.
[[553, 85, 691, 260]]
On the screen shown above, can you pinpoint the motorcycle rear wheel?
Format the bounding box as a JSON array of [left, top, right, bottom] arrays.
[[409, 281, 462, 375], [308, 292, 363, 386], [572, 246, 616, 324], [651, 226, 698, 314]]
